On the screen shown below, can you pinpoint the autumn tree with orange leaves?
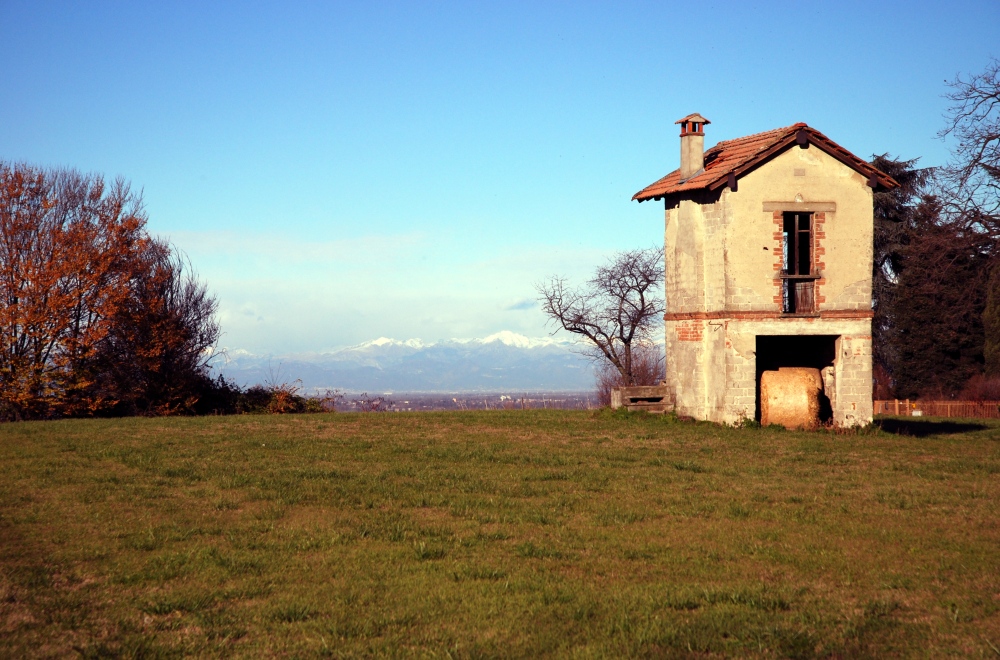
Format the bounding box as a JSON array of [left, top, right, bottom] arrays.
[[0, 163, 220, 420], [89, 239, 221, 416]]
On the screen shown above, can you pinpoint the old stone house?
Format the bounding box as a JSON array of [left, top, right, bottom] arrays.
[[633, 115, 898, 426]]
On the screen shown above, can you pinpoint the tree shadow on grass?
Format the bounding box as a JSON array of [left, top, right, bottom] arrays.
[[876, 418, 989, 437]]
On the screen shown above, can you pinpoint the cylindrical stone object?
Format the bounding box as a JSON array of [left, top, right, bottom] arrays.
[[760, 367, 822, 429]]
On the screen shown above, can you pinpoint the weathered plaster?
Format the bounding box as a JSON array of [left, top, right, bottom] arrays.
[[662, 141, 875, 426]]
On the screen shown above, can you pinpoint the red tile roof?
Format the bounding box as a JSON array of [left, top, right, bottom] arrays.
[[632, 123, 898, 202]]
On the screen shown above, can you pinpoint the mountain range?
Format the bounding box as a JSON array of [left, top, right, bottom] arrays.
[[210, 331, 596, 393]]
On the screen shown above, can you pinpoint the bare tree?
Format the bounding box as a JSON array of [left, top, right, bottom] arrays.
[[536, 247, 664, 387], [939, 57, 1000, 233]]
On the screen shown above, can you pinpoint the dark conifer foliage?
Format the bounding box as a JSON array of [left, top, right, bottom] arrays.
[[983, 265, 1000, 377], [889, 197, 991, 397], [870, 155, 933, 395], [940, 58, 1000, 382]]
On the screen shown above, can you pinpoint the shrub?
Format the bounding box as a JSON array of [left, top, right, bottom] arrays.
[[959, 374, 1000, 400], [353, 393, 394, 413], [594, 343, 664, 406]]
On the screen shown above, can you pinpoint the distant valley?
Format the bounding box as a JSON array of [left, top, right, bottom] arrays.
[[211, 331, 596, 393]]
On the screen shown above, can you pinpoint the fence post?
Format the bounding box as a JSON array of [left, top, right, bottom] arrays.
[[894, 399, 899, 415]]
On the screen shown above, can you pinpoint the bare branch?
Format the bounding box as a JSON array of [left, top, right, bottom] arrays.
[[938, 58, 1000, 230], [536, 247, 664, 387]]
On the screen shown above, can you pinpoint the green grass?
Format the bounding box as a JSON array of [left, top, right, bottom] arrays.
[[0, 410, 998, 657]]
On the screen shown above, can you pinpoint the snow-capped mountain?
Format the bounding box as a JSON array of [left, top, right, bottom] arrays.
[[211, 332, 594, 392]]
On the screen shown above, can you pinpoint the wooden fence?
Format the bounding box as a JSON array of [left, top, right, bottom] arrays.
[[875, 399, 1000, 419]]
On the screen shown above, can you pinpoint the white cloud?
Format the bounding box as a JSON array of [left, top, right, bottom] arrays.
[[160, 228, 622, 353]]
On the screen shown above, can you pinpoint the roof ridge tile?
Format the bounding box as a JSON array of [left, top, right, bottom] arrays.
[[632, 123, 896, 201]]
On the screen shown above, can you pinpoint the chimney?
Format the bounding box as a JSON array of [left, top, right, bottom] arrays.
[[676, 113, 710, 180]]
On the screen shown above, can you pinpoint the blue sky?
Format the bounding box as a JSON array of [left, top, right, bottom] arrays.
[[1, 1, 997, 354]]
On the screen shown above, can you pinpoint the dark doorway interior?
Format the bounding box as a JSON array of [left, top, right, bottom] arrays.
[[755, 335, 837, 422]]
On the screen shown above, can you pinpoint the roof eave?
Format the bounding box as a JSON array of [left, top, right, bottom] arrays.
[[703, 129, 901, 192], [631, 125, 901, 202]]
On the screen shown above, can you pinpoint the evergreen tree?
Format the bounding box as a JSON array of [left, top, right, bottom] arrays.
[[983, 264, 1000, 376], [870, 155, 932, 395], [891, 197, 991, 397]]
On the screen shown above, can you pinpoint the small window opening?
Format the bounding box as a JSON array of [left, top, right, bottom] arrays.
[[781, 212, 815, 313]]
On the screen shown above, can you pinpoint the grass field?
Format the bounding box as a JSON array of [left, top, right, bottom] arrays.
[[1, 410, 998, 657]]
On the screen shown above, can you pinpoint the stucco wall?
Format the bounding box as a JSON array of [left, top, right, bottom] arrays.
[[662, 142, 875, 426], [668, 318, 873, 426], [724, 146, 874, 313]]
